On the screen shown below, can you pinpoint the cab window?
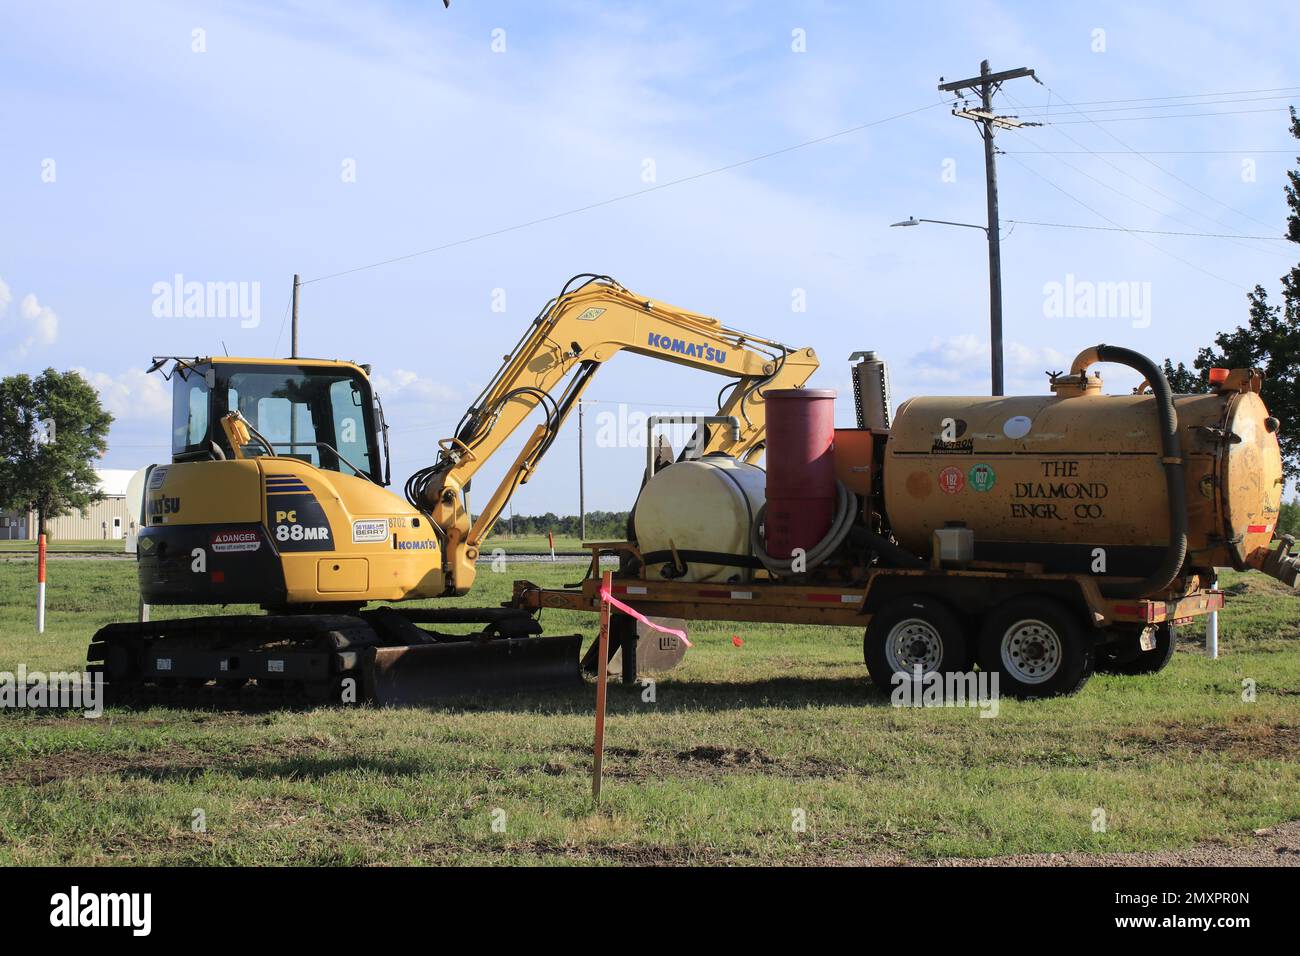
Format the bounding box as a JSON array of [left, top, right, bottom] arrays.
[[214, 364, 378, 480], [171, 372, 210, 457], [329, 379, 373, 479]]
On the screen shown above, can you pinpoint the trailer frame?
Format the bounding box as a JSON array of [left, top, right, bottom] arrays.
[[511, 540, 1224, 688]]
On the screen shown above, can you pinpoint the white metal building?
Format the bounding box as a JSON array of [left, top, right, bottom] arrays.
[[17, 469, 139, 542]]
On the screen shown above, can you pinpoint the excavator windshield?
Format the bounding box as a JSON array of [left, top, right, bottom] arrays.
[[169, 358, 385, 483]]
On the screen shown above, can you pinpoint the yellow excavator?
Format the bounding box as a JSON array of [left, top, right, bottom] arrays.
[[87, 275, 819, 704]]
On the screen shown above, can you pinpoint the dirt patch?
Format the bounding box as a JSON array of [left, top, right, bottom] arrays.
[[893, 819, 1300, 868], [410, 837, 760, 866], [675, 745, 775, 767], [0, 738, 338, 788], [1119, 717, 1300, 761], [422, 822, 1300, 866], [552, 741, 849, 780]]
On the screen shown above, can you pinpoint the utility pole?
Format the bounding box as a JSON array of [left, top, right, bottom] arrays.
[[577, 399, 586, 542], [290, 273, 301, 359], [938, 61, 1037, 397], [289, 272, 302, 456]]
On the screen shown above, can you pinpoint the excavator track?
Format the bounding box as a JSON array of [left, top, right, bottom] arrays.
[[86, 609, 582, 708], [87, 614, 378, 707]]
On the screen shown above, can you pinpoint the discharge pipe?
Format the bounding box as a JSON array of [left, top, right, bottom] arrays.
[[1068, 344, 1188, 599]]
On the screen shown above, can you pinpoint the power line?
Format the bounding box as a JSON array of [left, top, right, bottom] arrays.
[[1015, 85, 1300, 109], [1005, 148, 1296, 155], [301, 100, 949, 287], [1043, 106, 1291, 124], [1006, 219, 1290, 239], [270, 296, 292, 356], [1039, 83, 1286, 234], [1001, 152, 1247, 290], [1000, 88, 1292, 262], [1012, 93, 1299, 116]]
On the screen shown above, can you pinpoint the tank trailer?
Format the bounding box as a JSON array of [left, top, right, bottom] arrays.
[[517, 345, 1298, 698]]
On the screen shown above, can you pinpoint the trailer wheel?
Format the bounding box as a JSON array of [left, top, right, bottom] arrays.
[[864, 596, 970, 694], [978, 597, 1093, 698], [1096, 623, 1176, 675]]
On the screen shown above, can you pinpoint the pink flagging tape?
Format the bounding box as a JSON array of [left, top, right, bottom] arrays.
[[599, 586, 693, 648]]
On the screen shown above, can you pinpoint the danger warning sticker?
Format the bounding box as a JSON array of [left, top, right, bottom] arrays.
[[211, 530, 261, 553], [937, 466, 965, 495]]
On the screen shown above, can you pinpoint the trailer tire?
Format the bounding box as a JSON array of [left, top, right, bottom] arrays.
[[977, 597, 1093, 699], [864, 596, 971, 695], [1097, 623, 1176, 675]]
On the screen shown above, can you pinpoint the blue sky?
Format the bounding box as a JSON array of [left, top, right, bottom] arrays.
[[2, 0, 1297, 514]]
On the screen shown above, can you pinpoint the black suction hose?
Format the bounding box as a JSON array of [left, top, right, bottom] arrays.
[[848, 526, 927, 570], [1073, 345, 1188, 599]]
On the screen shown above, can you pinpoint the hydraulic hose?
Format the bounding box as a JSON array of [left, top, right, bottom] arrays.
[[750, 480, 856, 577], [847, 525, 927, 570], [1069, 344, 1188, 599]]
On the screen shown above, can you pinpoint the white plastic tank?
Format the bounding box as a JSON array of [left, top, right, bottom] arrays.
[[123, 465, 153, 554], [633, 455, 766, 583]]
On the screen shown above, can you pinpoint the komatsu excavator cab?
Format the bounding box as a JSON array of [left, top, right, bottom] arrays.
[[162, 356, 390, 484]]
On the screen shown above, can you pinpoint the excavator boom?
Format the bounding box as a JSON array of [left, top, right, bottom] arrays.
[[409, 274, 819, 595]]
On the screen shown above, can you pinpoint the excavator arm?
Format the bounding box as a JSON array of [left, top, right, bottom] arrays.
[[408, 274, 819, 594]]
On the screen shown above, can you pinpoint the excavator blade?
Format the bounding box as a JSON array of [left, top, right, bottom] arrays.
[[363, 634, 583, 706]]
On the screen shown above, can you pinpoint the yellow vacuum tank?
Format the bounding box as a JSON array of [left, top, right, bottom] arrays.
[[882, 370, 1284, 575], [633, 456, 766, 583]]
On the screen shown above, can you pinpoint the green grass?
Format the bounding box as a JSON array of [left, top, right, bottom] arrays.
[[0, 558, 1298, 865], [0, 539, 125, 553], [481, 534, 587, 553]]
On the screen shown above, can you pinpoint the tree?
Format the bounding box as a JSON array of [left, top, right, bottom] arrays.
[[1161, 358, 1205, 394], [1279, 499, 1300, 538], [1192, 283, 1300, 477], [1166, 107, 1300, 478], [0, 369, 113, 538]]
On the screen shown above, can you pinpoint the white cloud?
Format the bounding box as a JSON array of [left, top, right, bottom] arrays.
[[0, 278, 59, 359], [371, 368, 458, 404], [902, 335, 1067, 392], [74, 367, 171, 422]]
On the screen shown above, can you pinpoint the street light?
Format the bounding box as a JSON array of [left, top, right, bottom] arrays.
[[891, 216, 988, 234], [890, 215, 1003, 396]]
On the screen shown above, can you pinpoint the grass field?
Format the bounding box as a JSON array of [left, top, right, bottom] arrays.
[[480, 534, 586, 553], [0, 539, 125, 553], [0, 556, 1297, 865]]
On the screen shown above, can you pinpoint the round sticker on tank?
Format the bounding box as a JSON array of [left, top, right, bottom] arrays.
[[1003, 415, 1032, 440], [937, 466, 965, 495]]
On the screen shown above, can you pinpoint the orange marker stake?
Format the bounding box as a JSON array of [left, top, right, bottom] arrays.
[[37, 534, 47, 633], [592, 569, 613, 805]]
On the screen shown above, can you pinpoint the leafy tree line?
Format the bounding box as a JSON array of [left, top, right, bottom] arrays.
[[1280, 500, 1300, 537], [0, 369, 112, 538], [483, 510, 630, 540]]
